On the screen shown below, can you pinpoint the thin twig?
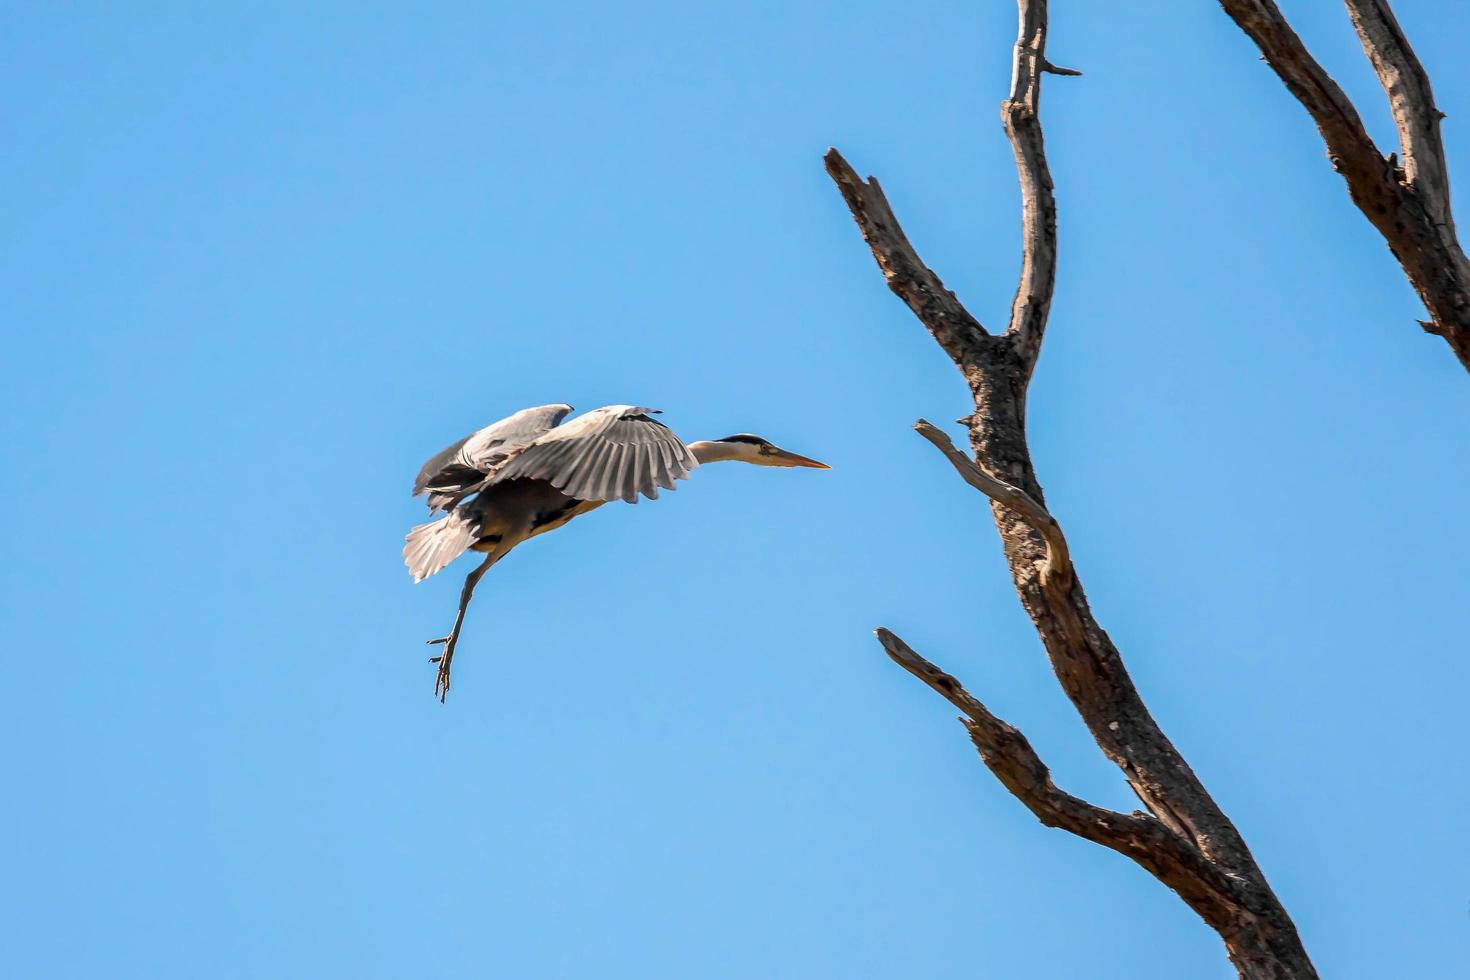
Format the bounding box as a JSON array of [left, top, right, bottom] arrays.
[[1041, 61, 1082, 77], [912, 419, 1070, 580]]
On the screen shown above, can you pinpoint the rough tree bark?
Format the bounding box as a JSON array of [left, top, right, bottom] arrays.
[[1217, 0, 1470, 370], [824, 1, 1320, 977]]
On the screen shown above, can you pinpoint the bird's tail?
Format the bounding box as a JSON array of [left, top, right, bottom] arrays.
[[403, 512, 480, 583]]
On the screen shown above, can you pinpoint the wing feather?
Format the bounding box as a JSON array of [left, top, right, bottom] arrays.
[[641, 442, 664, 498], [606, 442, 631, 501], [628, 443, 652, 502], [587, 440, 614, 501], [491, 404, 698, 502], [614, 443, 637, 503], [413, 403, 573, 510], [651, 439, 678, 490]]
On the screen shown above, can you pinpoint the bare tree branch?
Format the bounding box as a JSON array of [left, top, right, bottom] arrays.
[[876, 628, 1113, 836], [827, 0, 1318, 975], [1001, 0, 1065, 369], [906, 418, 1223, 861], [912, 418, 1069, 580], [875, 628, 1247, 929], [1217, 0, 1470, 369], [1342, 0, 1455, 228], [823, 151, 989, 369]]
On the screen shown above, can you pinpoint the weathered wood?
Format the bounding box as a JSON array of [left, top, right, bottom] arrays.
[[876, 628, 1249, 934], [827, 1, 1319, 976], [1217, 0, 1470, 370]]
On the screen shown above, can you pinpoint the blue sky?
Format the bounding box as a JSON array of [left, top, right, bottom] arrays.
[[4, 2, 1468, 977]]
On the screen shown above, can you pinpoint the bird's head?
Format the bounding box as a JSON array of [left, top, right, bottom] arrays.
[[691, 434, 830, 468]]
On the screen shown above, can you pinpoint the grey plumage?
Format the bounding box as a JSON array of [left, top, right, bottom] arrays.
[[405, 402, 827, 701], [494, 405, 697, 505], [404, 405, 697, 582], [414, 403, 574, 513]]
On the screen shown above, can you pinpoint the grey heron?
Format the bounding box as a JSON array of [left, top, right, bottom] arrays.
[[405, 403, 828, 700]]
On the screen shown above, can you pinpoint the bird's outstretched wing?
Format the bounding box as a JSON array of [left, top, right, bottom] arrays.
[[491, 405, 698, 503], [414, 403, 573, 511]]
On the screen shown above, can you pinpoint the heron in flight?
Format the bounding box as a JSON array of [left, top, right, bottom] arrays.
[[405, 403, 828, 700]]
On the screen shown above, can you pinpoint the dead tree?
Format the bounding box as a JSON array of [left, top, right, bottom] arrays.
[[823, 0, 1329, 977], [1218, 0, 1470, 370]]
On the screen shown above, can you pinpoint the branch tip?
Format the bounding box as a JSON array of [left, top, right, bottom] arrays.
[[874, 626, 922, 671], [823, 151, 989, 349], [1041, 61, 1083, 77]]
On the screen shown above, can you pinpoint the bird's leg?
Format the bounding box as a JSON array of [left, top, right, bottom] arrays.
[[427, 554, 494, 702]]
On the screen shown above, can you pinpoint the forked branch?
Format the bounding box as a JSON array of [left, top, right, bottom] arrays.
[[1343, 0, 1455, 223], [912, 419, 1069, 579], [1217, 0, 1470, 368], [875, 628, 1242, 915]]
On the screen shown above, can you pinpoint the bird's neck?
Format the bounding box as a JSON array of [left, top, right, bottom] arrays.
[[689, 440, 746, 464]]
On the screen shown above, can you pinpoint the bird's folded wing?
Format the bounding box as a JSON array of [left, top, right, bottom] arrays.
[[414, 403, 574, 504], [492, 405, 698, 503]]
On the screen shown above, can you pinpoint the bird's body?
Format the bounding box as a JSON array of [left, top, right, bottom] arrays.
[[470, 481, 602, 550], [405, 403, 827, 699]]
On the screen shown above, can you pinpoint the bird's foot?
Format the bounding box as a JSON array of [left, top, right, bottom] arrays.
[[427, 636, 454, 702]]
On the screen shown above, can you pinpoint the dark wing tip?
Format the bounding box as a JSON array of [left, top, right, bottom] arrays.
[[413, 434, 476, 496]]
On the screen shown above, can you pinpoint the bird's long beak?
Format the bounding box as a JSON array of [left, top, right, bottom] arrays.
[[772, 448, 831, 469]]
